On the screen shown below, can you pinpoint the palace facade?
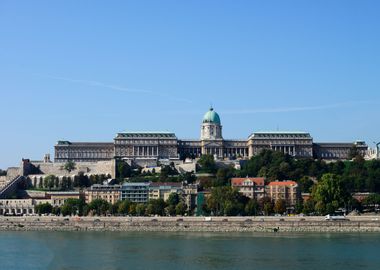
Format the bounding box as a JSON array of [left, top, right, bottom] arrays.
[[54, 107, 368, 164]]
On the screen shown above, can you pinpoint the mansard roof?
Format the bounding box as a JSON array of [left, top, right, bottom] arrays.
[[56, 141, 113, 146], [248, 131, 312, 140], [116, 131, 177, 139]]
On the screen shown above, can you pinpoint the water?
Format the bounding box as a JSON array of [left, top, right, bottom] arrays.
[[1, 231, 380, 270]]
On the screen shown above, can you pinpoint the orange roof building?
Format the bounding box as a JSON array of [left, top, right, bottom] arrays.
[[266, 180, 299, 206], [231, 177, 265, 200]]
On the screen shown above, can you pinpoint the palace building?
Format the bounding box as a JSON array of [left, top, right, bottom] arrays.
[[54, 107, 368, 165]]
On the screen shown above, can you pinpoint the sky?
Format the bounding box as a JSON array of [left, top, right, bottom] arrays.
[[1, 0, 379, 168]]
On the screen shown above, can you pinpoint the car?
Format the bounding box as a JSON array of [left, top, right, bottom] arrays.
[[325, 214, 348, 221]]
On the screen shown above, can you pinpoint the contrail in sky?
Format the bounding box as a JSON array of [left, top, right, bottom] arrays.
[[221, 101, 379, 114], [163, 100, 379, 115], [38, 74, 193, 103]]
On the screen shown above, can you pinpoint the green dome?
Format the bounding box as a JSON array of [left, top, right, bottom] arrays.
[[202, 107, 221, 125]]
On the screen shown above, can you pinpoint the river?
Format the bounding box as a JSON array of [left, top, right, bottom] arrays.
[[1, 231, 379, 270]]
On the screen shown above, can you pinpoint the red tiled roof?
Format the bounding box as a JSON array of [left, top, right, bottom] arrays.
[[231, 177, 265, 186], [267, 181, 297, 186]]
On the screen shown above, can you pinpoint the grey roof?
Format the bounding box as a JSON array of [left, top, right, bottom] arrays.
[[56, 142, 113, 146], [314, 142, 368, 148], [249, 131, 312, 139], [122, 182, 150, 187], [116, 131, 177, 139]]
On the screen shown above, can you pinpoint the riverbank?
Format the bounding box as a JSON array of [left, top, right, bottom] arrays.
[[1, 216, 380, 232]]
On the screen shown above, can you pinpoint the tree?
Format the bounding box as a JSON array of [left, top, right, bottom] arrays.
[[206, 187, 246, 216], [258, 197, 272, 215], [87, 199, 110, 216], [129, 204, 136, 216], [175, 202, 186, 216], [167, 193, 180, 206], [294, 200, 304, 214], [180, 172, 197, 184], [64, 161, 76, 173], [302, 199, 315, 215], [311, 173, 351, 215], [118, 200, 132, 215], [198, 154, 216, 173], [135, 204, 146, 216], [146, 199, 166, 216], [263, 202, 274, 216], [0, 169, 6, 176], [35, 202, 53, 215], [60, 198, 85, 216], [215, 167, 234, 186], [274, 199, 286, 214], [244, 199, 259, 216], [298, 176, 314, 193], [43, 175, 56, 190], [117, 161, 132, 179], [73, 172, 91, 188], [166, 205, 176, 216], [159, 165, 178, 181]]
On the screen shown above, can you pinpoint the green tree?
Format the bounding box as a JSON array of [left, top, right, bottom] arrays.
[[167, 193, 180, 206], [258, 197, 273, 215], [311, 173, 351, 215], [206, 186, 246, 216], [35, 202, 53, 215], [179, 172, 197, 184], [117, 161, 132, 179], [43, 175, 56, 190], [135, 203, 146, 216], [73, 172, 91, 188], [302, 199, 315, 215], [118, 200, 132, 215], [64, 161, 76, 173], [146, 199, 166, 216], [175, 202, 186, 216], [263, 202, 274, 216], [298, 176, 314, 193], [129, 204, 136, 216], [159, 165, 178, 181], [87, 199, 110, 216], [61, 198, 85, 216], [273, 199, 286, 214], [244, 199, 259, 216], [198, 154, 216, 173]]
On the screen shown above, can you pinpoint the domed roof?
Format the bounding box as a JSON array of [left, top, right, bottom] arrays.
[[202, 107, 221, 125]]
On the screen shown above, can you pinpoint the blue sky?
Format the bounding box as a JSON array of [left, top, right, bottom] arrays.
[[1, 0, 379, 168]]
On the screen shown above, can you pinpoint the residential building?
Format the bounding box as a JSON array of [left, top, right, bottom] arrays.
[[183, 184, 198, 212], [47, 191, 82, 206], [85, 184, 121, 204], [231, 177, 265, 200], [148, 182, 183, 201], [266, 181, 299, 206], [120, 182, 149, 203]]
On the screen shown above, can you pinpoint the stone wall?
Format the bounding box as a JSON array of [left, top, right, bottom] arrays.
[[27, 160, 115, 178], [1, 216, 380, 232]]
